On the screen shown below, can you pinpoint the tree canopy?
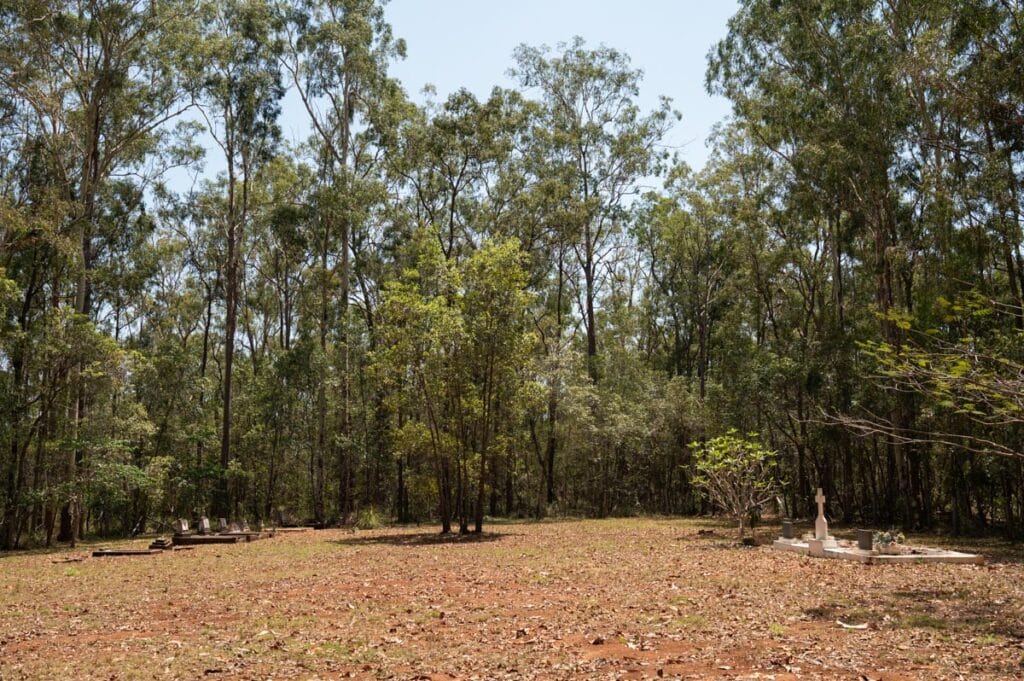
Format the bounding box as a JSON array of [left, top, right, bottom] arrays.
[[2, 0, 1023, 547]]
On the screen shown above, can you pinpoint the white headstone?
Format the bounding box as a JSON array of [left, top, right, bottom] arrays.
[[814, 488, 829, 540], [198, 516, 211, 534]]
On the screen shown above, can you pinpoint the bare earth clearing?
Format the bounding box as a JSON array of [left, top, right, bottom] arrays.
[[1, 519, 1022, 680]]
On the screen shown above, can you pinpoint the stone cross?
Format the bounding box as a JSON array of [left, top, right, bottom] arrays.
[[814, 488, 829, 540]]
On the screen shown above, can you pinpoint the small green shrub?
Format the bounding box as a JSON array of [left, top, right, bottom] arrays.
[[356, 506, 384, 530], [689, 430, 780, 539]]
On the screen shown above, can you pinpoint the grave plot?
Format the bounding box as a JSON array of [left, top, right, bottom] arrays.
[[171, 534, 246, 545], [164, 517, 272, 545], [168, 517, 241, 545], [773, 488, 985, 565], [91, 548, 161, 557], [218, 518, 273, 541]]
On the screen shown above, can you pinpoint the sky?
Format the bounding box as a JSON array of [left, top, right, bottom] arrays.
[[281, 0, 739, 171], [187, 1, 740, 189]]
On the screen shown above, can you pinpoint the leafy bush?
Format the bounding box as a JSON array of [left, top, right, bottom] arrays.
[[356, 506, 384, 530], [689, 430, 780, 539]]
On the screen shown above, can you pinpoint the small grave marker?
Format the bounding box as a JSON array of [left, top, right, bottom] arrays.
[[781, 519, 794, 539], [856, 529, 873, 551]]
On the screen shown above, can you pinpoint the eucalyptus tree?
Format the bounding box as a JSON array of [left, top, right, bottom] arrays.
[[506, 39, 676, 514], [0, 0, 199, 543], [512, 37, 676, 383], [705, 0, 1024, 528], [375, 231, 531, 533], [196, 0, 284, 518], [463, 238, 533, 531], [708, 0, 923, 522], [375, 230, 463, 532], [281, 0, 406, 520], [232, 154, 316, 519], [393, 88, 518, 259]]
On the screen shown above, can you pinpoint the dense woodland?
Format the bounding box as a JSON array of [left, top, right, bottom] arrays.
[[2, 0, 1023, 549]]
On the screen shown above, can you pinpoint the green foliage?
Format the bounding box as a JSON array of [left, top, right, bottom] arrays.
[[4, 0, 1024, 549], [689, 431, 780, 538], [356, 506, 384, 530]]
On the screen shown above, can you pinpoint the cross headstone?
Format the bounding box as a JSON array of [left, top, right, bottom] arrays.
[[198, 517, 211, 535], [814, 488, 829, 540]]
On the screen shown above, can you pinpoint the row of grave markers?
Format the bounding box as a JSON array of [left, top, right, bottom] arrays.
[[173, 517, 254, 536]]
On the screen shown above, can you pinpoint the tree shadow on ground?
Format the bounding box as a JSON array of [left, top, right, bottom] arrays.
[[331, 530, 515, 547]]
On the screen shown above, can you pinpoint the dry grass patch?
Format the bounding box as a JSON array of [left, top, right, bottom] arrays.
[[0, 519, 1022, 679]]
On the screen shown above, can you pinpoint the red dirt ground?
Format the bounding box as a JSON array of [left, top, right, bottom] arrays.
[[1, 518, 1022, 679]]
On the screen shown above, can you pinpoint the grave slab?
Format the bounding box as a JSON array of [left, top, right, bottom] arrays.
[[771, 538, 983, 564], [92, 549, 161, 557], [171, 534, 246, 545]]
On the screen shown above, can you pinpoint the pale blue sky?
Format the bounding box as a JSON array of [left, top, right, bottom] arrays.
[[305, 1, 737, 170], [189, 1, 739, 189]]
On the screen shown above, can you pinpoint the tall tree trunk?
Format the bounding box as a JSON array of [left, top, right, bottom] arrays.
[[474, 359, 495, 533], [584, 254, 598, 383], [216, 150, 240, 520]]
